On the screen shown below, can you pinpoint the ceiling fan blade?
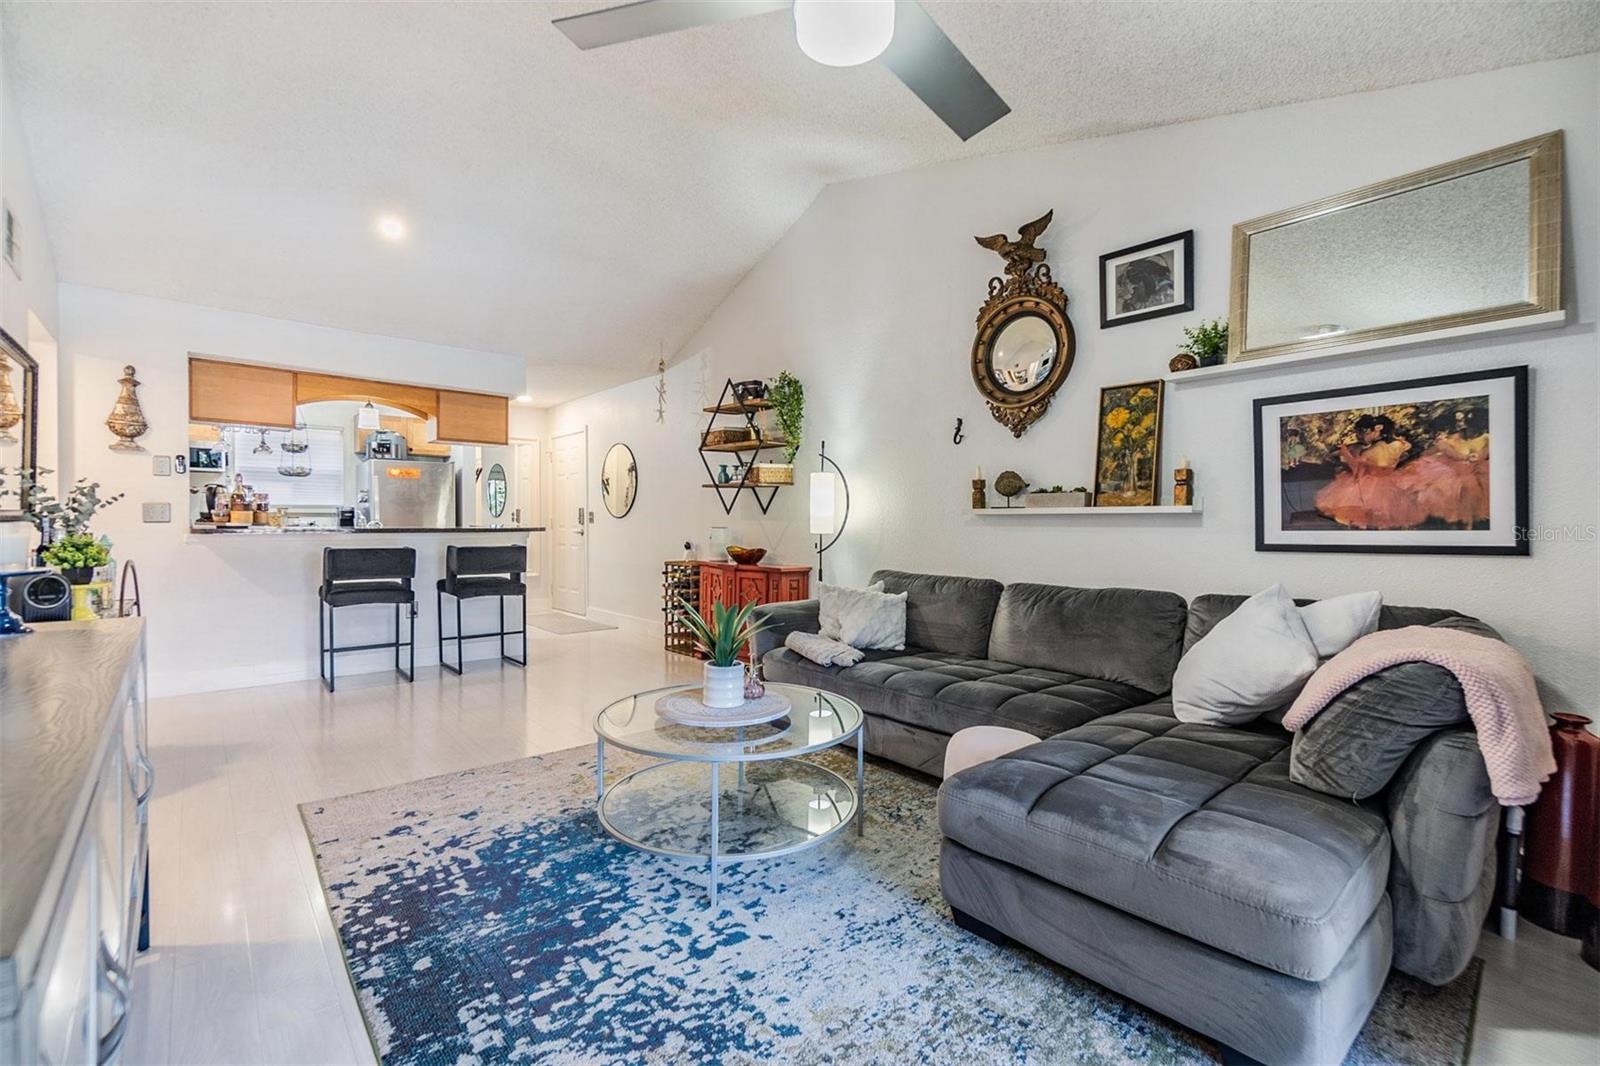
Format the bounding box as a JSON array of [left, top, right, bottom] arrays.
[[553, 0, 789, 50], [881, 1, 1010, 141]]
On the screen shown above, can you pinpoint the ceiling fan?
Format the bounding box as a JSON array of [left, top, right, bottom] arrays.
[[552, 0, 1010, 141]]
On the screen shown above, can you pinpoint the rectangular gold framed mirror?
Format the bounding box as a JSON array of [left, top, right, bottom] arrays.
[[1229, 131, 1562, 363]]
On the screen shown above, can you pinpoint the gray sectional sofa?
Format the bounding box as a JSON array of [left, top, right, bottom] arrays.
[[753, 570, 1499, 1066]]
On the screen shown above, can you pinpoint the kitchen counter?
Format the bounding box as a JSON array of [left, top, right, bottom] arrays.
[[187, 524, 544, 537], [1, 618, 145, 982]]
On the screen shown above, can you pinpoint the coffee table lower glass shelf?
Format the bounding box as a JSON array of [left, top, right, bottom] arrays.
[[594, 683, 865, 906]]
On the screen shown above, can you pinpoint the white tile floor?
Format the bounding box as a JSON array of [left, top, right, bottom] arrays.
[[125, 624, 1599, 1064]]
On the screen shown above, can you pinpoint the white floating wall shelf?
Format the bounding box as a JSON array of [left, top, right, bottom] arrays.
[[974, 501, 1202, 517], [1165, 310, 1566, 387]]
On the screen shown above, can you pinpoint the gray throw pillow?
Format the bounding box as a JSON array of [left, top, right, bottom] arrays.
[[1289, 616, 1496, 799]]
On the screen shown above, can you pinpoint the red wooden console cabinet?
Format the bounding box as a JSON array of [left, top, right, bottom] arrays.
[[697, 561, 811, 662]]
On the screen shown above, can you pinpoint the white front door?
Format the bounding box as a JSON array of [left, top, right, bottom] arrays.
[[552, 430, 587, 615]]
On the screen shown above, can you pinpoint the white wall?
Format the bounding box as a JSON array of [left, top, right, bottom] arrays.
[[57, 284, 529, 694], [551, 55, 1600, 713], [1, 43, 61, 479]]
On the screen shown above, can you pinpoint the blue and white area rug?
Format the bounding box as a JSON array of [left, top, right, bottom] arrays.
[[301, 746, 1482, 1065]]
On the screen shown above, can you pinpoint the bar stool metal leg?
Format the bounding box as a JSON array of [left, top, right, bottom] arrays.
[[318, 601, 329, 691], [438, 587, 458, 675], [500, 594, 527, 667], [410, 603, 416, 681], [456, 595, 465, 674], [327, 604, 337, 692]]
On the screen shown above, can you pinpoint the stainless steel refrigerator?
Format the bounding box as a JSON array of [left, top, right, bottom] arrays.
[[358, 459, 456, 528]]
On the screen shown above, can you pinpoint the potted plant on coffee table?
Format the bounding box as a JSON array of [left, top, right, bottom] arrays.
[[677, 597, 775, 708]]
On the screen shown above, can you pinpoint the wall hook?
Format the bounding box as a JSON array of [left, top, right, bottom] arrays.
[[952, 418, 965, 445]]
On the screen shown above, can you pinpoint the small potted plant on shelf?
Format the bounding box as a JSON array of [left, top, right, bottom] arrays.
[[42, 532, 112, 585], [750, 371, 802, 486], [677, 597, 775, 708], [1172, 319, 1228, 371]]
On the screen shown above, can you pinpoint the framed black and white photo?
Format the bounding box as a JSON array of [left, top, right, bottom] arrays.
[[1099, 230, 1193, 328], [1254, 366, 1528, 555]]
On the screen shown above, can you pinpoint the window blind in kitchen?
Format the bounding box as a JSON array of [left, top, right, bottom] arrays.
[[227, 426, 348, 508]]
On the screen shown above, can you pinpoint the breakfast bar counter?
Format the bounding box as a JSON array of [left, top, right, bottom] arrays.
[[186, 525, 544, 538]]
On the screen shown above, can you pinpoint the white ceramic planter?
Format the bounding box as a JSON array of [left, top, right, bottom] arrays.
[[702, 663, 747, 708]]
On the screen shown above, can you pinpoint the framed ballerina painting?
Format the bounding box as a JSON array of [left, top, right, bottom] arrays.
[[1254, 366, 1528, 555]]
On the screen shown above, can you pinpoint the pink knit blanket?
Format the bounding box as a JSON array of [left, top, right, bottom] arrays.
[[1284, 626, 1555, 806]]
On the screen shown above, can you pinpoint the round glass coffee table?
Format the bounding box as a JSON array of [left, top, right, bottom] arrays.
[[594, 682, 864, 906]]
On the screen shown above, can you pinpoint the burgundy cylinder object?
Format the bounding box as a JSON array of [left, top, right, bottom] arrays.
[[1520, 713, 1599, 968]]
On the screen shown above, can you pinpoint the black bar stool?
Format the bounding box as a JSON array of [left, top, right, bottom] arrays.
[[437, 544, 527, 674], [318, 546, 416, 692]]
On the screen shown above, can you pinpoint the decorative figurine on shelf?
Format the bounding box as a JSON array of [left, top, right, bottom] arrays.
[[1173, 459, 1194, 506], [972, 478, 987, 509], [994, 470, 1028, 508], [105, 364, 149, 453]]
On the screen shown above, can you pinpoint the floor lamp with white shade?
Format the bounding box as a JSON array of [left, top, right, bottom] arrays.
[[809, 440, 850, 582]]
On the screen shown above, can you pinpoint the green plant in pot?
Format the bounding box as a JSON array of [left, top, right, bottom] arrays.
[[1179, 319, 1228, 368], [42, 532, 112, 585], [766, 371, 803, 465], [677, 597, 775, 709]]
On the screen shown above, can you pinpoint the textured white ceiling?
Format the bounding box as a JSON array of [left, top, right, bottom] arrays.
[[3, 1, 1596, 405]]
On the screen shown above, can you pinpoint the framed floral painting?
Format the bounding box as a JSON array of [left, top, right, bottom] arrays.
[[1093, 379, 1164, 506], [1254, 366, 1528, 554]]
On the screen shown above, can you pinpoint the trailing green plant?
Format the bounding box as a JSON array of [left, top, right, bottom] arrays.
[[7, 468, 125, 535], [766, 371, 804, 464], [1179, 319, 1228, 366], [677, 596, 775, 667], [41, 532, 111, 571]]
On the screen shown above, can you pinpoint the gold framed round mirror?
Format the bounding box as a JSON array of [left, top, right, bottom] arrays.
[[970, 211, 1075, 437]]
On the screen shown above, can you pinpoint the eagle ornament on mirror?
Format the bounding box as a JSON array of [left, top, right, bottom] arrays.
[[971, 210, 1075, 437]]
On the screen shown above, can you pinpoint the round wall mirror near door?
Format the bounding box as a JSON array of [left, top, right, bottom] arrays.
[[485, 463, 508, 518], [601, 443, 637, 518]]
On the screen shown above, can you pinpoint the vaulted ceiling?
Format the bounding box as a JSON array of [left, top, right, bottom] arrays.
[[4, 1, 1596, 404]]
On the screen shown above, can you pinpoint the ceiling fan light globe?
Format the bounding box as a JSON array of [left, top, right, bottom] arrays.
[[794, 0, 895, 67]]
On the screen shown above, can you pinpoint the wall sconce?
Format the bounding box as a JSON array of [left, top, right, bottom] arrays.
[[809, 440, 850, 582]]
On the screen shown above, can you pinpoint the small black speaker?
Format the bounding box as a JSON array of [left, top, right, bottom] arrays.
[[7, 573, 72, 623]]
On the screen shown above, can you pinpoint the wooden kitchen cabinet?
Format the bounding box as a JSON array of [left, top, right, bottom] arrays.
[[189, 357, 296, 428], [433, 389, 508, 446], [698, 562, 811, 662]]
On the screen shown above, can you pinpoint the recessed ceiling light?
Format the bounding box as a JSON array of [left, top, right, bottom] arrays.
[[794, 0, 894, 67], [377, 215, 407, 241], [514, 394, 533, 404]]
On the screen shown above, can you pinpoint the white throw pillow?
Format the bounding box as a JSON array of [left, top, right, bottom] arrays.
[[835, 588, 909, 651], [818, 581, 883, 639], [1300, 591, 1382, 659], [1173, 584, 1320, 726]]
